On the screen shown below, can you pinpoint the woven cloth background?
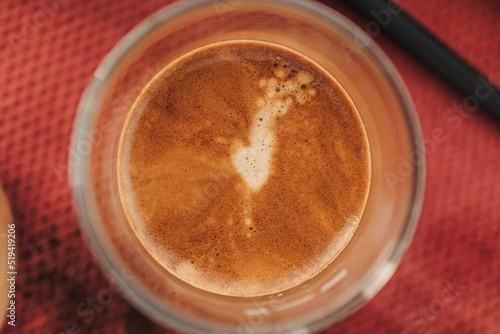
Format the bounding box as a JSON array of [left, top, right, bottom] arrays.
[[1, 0, 499, 333]]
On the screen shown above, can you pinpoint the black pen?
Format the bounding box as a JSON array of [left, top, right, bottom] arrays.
[[342, 0, 500, 121]]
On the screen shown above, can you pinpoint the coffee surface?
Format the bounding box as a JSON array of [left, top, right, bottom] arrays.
[[118, 41, 370, 296]]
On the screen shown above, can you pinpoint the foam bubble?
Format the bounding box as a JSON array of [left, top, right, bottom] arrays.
[[297, 72, 313, 85], [275, 69, 285, 78], [245, 217, 252, 226]]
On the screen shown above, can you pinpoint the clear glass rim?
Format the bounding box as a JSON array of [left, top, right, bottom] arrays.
[[69, 0, 426, 332]]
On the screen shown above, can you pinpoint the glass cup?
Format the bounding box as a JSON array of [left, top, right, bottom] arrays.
[[69, 0, 425, 333]]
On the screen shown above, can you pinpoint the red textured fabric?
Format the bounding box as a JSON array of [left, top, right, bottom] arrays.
[[1, 0, 499, 333]]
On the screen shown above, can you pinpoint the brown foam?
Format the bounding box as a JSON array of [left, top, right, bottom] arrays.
[[118, 40, 370, 297]]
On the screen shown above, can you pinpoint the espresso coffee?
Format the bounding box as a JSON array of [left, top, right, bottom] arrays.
[[118, 40, 370, 297]]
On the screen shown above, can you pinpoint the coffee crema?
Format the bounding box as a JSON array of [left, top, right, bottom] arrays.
[[118, 40, 370, 297]]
